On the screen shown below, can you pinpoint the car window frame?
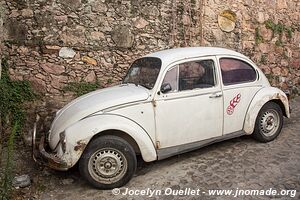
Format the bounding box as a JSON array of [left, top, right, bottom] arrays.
[[160, 65, 180, 94], [157, 56, 219, 96], [219, 57, 258, 86]]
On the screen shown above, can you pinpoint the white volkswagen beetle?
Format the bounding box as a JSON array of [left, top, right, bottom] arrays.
[[33, 47, 290, 189]]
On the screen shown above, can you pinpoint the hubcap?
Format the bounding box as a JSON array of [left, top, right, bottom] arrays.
[[259, 109, 280, 137], [88, 148, 127, 184]]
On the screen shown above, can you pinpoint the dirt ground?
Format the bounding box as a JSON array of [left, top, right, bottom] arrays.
[[4, 97, 300, 200]]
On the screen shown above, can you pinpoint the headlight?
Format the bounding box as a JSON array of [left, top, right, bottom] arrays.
[[59, 131, 66, 153]]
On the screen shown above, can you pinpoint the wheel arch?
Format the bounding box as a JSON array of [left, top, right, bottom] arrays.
[[269, 99, 288, 117], [243, 87, 290, 134], [90, 129, 141, 154]]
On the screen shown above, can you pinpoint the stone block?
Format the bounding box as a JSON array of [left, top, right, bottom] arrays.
[[111, 26, 134, 48]]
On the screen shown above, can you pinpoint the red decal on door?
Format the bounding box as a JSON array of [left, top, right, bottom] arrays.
[[226, 93, 241, 115]]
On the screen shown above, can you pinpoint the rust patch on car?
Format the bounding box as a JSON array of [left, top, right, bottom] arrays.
[[272, 92, 283, 100], [156, 141, 160, 149], [74, 140, 87, 152], [151, 99, 157, 107], [270, 92, 288, 104]]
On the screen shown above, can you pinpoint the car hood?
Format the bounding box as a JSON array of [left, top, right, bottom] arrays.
[[49, 84, 149, 148]]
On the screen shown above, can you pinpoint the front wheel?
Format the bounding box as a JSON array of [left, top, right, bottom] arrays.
[[79, 135, 137, 189], [252, 102, 283, 143]]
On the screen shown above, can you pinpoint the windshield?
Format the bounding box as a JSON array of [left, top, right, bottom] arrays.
[[123, 57, 161, 89]]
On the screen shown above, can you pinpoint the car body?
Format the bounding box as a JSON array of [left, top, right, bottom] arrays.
[[33, 47, 290, 189]]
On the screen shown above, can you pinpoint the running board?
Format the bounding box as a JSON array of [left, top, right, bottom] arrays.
[[157, 131, 245, 160]]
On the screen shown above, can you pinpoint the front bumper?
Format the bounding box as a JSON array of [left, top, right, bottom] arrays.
[[32, 122, 69, 171]]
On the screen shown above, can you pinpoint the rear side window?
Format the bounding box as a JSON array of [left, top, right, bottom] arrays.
[[220, 58, 257, 85]]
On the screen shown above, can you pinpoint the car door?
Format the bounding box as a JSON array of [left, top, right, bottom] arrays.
[[217, 56, 262, 135], [154, 56, 223, 150]]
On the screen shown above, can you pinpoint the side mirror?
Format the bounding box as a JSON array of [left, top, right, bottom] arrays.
[[160, 83, 172, 94]]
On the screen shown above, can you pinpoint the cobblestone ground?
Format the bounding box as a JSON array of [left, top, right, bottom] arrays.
[[12, 97, 300, 200]]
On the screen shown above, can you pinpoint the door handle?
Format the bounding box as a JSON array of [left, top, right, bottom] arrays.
[[209, 92, 222, 98]]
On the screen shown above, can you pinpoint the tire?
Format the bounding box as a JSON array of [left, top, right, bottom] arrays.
[[79, 135, 137, 189], [252, 102, 283, 143]]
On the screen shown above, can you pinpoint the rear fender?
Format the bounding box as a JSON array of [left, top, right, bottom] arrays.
[[243, 87, 290, 134]]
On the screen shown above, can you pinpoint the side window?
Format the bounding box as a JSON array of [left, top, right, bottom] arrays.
[[179, 60, 215, 91], [220, 58, 257, 85], [161, 60, 216, 93]]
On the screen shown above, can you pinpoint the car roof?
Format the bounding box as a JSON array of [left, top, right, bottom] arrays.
[[144, 47, 251, 68]]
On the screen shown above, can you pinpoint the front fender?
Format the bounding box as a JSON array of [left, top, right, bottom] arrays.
[[243, 87, 290, 134], [61, 114, 157, 168]]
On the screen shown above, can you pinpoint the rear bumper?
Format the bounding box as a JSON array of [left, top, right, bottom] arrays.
[[32, 122, 68, 171]]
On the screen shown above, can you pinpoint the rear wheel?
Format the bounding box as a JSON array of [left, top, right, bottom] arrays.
[[79, 135, 137, 189], [252, 102, 283, 142]]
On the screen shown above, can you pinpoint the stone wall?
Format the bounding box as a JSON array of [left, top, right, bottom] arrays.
[[202, 0, 300, 93], [1, 0, 300, 125], [0, 1, 4, 78]]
